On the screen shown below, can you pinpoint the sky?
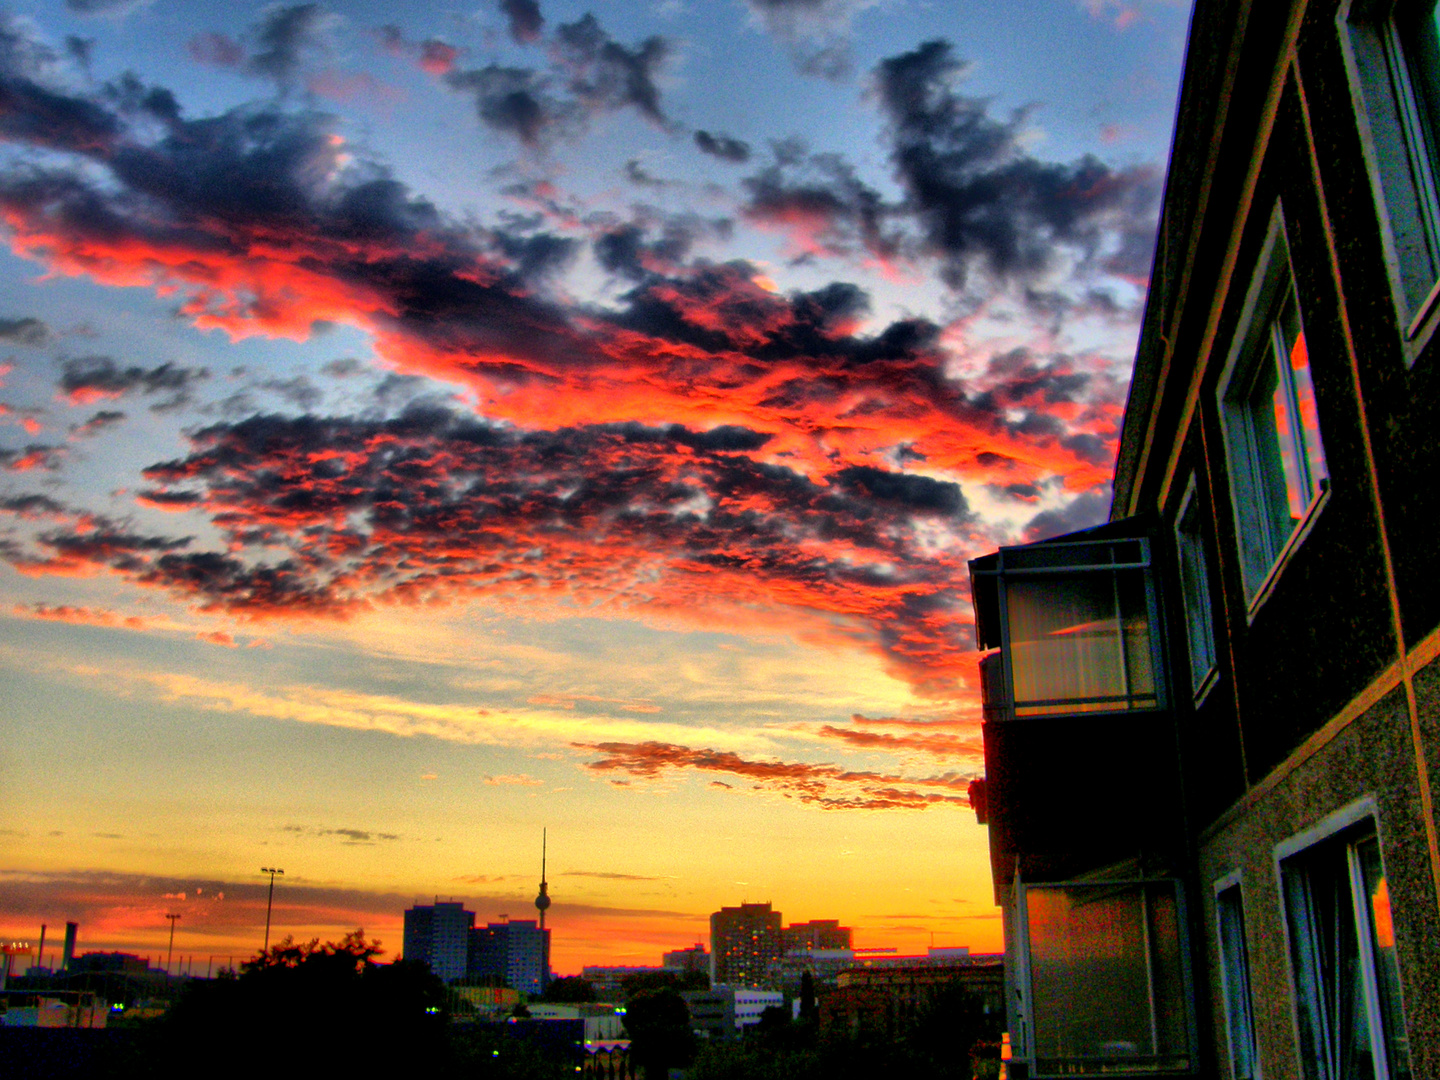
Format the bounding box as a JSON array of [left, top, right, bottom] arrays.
[[0, 0, 1190, 975]]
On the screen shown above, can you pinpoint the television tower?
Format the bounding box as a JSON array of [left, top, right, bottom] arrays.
[[534, 828, 551, 929]]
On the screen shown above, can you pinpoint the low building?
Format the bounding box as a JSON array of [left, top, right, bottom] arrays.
[[820, 961, 1003, 1041], [579, 964, 667, 999], [0, 990, 109, 1028], [70, 952, 149, 974], [683, 987, 784, 1040], [661, 944, 708, 973], [528, 1002, 627, 1042]]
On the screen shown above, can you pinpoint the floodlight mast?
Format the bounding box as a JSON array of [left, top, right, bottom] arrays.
[[165, 913, 181, 976], [260, 867, 285, 952]]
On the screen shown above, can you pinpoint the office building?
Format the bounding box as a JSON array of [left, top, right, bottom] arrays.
[[470, 919, 550, 998], [782, 919, 852, 953], [402, 901, 474, 983], [709, 902, 782, 989], [662, 943, 708, 973], [967, 1, 1440, 1075]]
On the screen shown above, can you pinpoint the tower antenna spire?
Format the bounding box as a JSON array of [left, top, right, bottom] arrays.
[[534, 827, 551, 929]]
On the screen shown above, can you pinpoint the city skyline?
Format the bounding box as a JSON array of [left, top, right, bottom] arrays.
[[0, 0, 1191, 971]]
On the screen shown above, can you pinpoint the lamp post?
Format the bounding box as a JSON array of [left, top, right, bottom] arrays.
[[260, 867, 284, 953], [164, 913, 180, 977]]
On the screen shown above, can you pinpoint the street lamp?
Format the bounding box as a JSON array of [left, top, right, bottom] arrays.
[[164, 913, 180, 977], [260, 867, 284, 953]]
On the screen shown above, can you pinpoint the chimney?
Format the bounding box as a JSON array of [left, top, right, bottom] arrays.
[[63, 922, 78, 971]]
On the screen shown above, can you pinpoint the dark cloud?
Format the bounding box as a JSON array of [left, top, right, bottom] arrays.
[[1023, 485, 1112, 542], [874, 40, 1160, 290], [0, 316, 49, 346], [59, 357, 209, 410], [70, 409, 126, 437], [247, 3, 334, 89], [741, 144, 897, 264], [64, 0, 149, 16], [554, 14, 670, 128], [0, 492, 67, 517], [694, 129, 751, 164], [499, 0, 544, 45], [443, 13, 670, 146], [832, 464, 967, 516], [445, 64, 571, 146], [0, 444, 65, 471]]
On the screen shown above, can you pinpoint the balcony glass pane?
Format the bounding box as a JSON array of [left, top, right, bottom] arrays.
[[1006, 569, 1156, 716], [1027, 882, 1191, 1074]]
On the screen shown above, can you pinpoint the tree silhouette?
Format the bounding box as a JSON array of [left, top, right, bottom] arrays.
[[623, 987, 695, 1079]]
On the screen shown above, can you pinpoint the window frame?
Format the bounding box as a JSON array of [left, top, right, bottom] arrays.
[[1174, 473, 1219, 700], [1215, 207, 1331, 618], [1212, 871, 1261, 1080], [1274, 799, 1413, 1080], [974, 537, 1169, 721], [1339, 0, 1440, 364], [1010, 875, 1199, 1078]]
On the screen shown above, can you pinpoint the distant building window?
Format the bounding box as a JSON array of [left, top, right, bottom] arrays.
[[1215, 882, 1259, 1080], [1344, 0, 1440, 342], [1174, 475, 1217, 694], [1280, 819, 1412, 1080], [1218, 215, 1329, 604], [1021, 879, 1194, 1075]]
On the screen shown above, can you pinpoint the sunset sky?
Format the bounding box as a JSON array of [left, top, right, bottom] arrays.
[[0, 0, 1189, 974]]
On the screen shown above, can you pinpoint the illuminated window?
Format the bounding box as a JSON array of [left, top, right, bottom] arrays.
[[1215, 881, 1259, 1080], [1343, 0, 1440, 342], [1280, 820, 1412, 1080], [1174, 475, 1217, 694], [1219, 217, 1329, 604]]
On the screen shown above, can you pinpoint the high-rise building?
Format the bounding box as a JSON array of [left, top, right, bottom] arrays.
[[782, 919, 852, 953], [402, 901, 474, 983], [709, 902, 782, 988], [469, 919, 550, 997]]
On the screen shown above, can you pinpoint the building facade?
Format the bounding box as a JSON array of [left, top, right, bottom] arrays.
[[402, 901, 474, 983], [709, 903, 783, 988], [662, 944, 709, 973], [782, 919, 853, 953], [469, 919, 550, 998], [968, 1, 1440, 1078]]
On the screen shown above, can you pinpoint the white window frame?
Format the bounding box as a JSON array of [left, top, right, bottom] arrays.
[[1215, 206, 1331, 617], [1212, 870, 1261, 1080], [1274, 798, 1413, 1080], [1339, 0, 1440, 363], [1174, 473, 1219, 700]]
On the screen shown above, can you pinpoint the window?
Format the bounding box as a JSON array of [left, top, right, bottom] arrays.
[[1215, 881, 1260, 1080], [1343, 0, 1440, 343], [1020, 878, 1194, 1076], [1280, 820, 1412, 1080], [1218, 215, 1329, 604], [1175, 475, 1218, 694]]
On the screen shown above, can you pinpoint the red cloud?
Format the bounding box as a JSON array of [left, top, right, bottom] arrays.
[[12, 602, 148, 629], [576, 739, 977, 811]]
